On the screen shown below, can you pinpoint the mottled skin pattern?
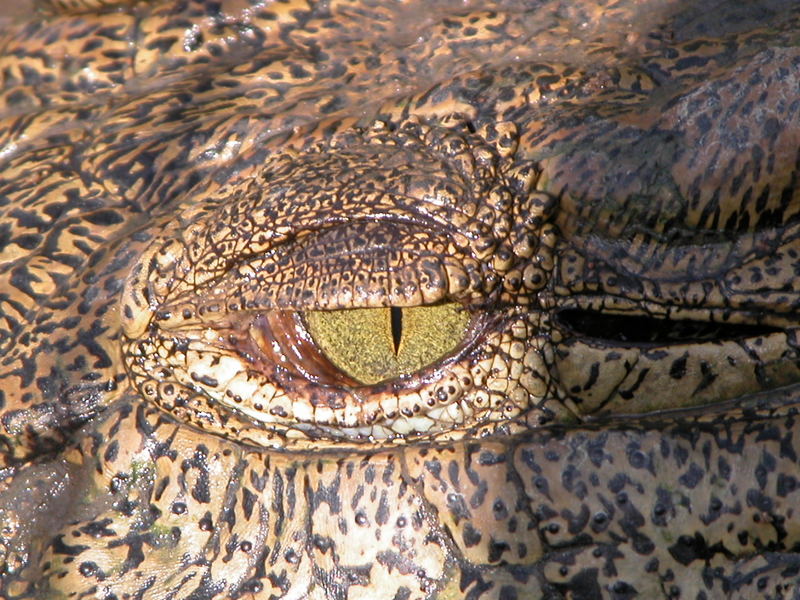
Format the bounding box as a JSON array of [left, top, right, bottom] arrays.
[[0, 0, 800, 598]]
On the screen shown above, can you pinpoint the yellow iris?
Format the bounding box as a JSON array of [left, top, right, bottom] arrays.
[[304, 303, 470, 384]]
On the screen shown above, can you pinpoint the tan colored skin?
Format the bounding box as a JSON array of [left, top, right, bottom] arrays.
[[1, 1, 800, 598]]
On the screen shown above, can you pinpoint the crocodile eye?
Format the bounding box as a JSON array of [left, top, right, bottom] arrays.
[[303, 303, 471, 384]]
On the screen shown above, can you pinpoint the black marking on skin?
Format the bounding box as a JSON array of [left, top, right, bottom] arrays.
[[582, 362, 600, 391], [103, 439, 119, 462], [242, 487, 256, 520], [76, 320, 114, 369], [469, 479, 488, 509], [448, 460, 461, 491], [625, 442, 655, 475], [382, 458, 396, 485], [553, 568, 602, 599], [618, 369, 650, 401], [458, 564, 493, 597], [135, 405, 155, 437], [563, 504, 590, 535], [446, 492, 470, 524], [392, 587, 412, 600], [669, 354, 688, 379], [746, 488, 774, 513], [51, 535, 90, 556], [183, 446, 212, 504], [652, 487, 674, 526], [118, 535, 146, 572], [692, 361, 718, 394], [375, 491, 390, 526], [668, 532, 731, 566], [586, 435, 612, 468], [78, 561, 99, 577], [80, 518, 116, 538], [678, 463, 704, 489], [191, 372, 219, 387], [271, 469, 285, 536]]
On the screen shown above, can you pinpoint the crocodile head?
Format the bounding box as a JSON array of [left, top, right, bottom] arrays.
[[0, 1, 799, 598]]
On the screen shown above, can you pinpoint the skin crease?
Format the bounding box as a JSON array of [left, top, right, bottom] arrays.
[[0, 1, 799, 599]]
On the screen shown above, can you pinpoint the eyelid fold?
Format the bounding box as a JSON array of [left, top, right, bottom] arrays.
[[153, 220, 487, 335], [121, 117, 551, 340]]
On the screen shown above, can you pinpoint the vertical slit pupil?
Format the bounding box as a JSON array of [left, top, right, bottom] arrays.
[[390, 306, 403, 355]]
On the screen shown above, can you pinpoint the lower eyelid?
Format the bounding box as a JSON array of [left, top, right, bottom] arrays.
[[248, 311, 362, 387], [123, 297, 544, 444]]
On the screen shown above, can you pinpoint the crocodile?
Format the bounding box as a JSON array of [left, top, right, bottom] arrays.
[[1, 0, 800, 598]]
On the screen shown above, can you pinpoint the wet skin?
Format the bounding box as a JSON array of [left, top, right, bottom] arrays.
[[1, 1, 800, 598]]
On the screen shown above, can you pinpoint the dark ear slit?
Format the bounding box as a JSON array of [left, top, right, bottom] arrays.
[[555, 308, 782, 346]]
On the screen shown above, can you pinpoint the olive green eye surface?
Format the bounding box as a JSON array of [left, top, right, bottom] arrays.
[[304, 303, 470, 384]]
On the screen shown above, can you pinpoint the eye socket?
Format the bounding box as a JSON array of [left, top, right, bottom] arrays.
[[303, 303, 471, 384]]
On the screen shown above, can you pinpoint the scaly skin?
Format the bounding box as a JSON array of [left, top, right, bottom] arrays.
[[1, 1, 800, 598]]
